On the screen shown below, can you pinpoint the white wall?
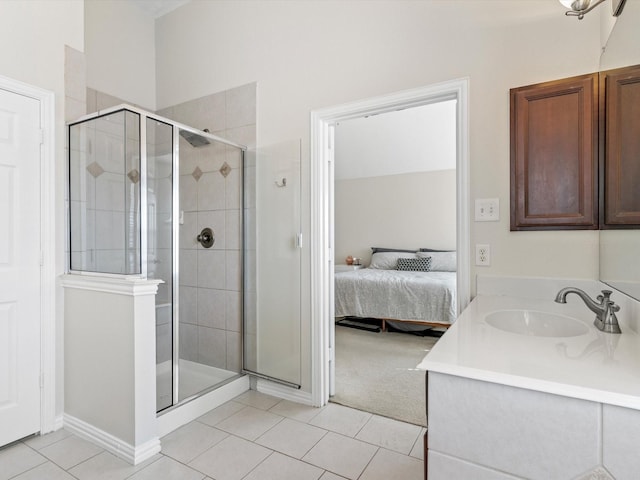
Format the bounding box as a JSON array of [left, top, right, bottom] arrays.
[[0, 0, 84, 421], [84, 0, 156, 110], [155, 0, 602, 393], [335, 170, 456, 264]]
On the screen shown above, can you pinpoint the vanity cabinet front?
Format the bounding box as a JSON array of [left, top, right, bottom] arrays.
[[601, 64, 640, 227], [510, 73, 599, 230]]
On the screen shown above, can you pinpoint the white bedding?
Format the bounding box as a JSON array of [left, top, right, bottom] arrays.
[[334, 267, 457, 325]]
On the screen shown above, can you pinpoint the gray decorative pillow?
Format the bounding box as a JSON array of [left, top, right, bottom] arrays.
[[396, 257, 432, 272]]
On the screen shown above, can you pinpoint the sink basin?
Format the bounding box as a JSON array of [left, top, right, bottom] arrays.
[[485, 310, 589, 337]]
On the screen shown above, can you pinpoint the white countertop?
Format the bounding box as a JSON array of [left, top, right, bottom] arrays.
[[418, 295, 640, 410]]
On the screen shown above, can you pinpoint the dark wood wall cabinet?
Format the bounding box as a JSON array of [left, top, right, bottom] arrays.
[[601, 65, 640, 227], [510, 74, 599, 230], [510, 64, 640, 231]]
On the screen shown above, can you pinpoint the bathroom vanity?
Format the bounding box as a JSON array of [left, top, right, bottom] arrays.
[[418, 287, 640, 480]]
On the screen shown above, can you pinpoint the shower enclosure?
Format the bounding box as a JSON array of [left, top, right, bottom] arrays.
[[68, 105, 249, 413]]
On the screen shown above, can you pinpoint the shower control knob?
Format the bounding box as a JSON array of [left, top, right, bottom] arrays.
[[197, 227, 215, 248]]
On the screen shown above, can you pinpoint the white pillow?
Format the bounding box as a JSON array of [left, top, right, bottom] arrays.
[[417, 251, 457, 271], [369, 251, 417, 269]]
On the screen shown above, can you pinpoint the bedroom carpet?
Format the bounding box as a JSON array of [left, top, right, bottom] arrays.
[[331, 325, 439, 427]]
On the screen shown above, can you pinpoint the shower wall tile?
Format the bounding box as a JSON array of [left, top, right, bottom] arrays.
[[226, 331, 241, 373], [170, 91, 225, 133], [198, 250, 226, 289], [226, 144, 243, 167], [226, 250, 242, 292], [65, 45, 86, 103], [198, 171, 225, 211], [225, 124, 257, 150], [156, 323, 172, 364], [96, 249, 126, 274], [180, 286, 198, 326], [225, 168, 242, 210], [180, 174, 198, 212], [226, 291, 241, 332], [198, 327, 226, 369], [197, 140, 226, 173], [96, 90, 130, 111], [66, 97, 87, 124], [197, 287, 226, 330], [86, 88, 97, 114], [164, 83, 255, 381], [180, 323, 199, 362], [225, 210, 241, 250], [95, 173, 126, 211], [198, 210, 225, 250], [226, 83, 256, 129], [179, 138, 199, 176], [180, 249, 198, 287], [180, 212, 199, 250], [95, 211, 124, 250]]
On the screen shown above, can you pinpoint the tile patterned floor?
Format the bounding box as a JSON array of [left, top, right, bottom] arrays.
[[0, 391, 425, 480]]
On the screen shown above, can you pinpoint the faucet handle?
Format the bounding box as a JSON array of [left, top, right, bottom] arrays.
[[598, 290, 614, 303]]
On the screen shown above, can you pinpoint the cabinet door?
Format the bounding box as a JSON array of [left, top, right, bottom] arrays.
[[602, 65, 640, 227], [510, 74, 598, 230]]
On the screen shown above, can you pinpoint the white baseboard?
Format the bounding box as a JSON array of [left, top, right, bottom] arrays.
[[63, 414, 160, 465], [256, 379, 313, 405]]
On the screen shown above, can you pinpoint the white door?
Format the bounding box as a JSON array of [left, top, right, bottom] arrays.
[[0, 88, 42, 446]]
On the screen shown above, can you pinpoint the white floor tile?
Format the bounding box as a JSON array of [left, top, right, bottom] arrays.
[[161, 421, 228, 463], [11, 461, 77, 480], [188, 435, 272, 480], [268, 399, 324, 423], [302, 432, 378, 480], [3, 391, 424, 480], [243, 452, 324, 480], [309, 403, 372, 437], [197, 400, 245, 426], [215, 406, 283, 441], [0, 443, 47, 480], [68, 451, 161, 480], [255, 418, 327, 458], [128, 456, 205, 480], [233, 390, 282, 410], [355, 414, 422, 454], [23, 429, 72, 451], [319, 472, 349, 480], [359, 448, 423, 480], [409, 428, 426, 460], [38, 435, 104, 470]]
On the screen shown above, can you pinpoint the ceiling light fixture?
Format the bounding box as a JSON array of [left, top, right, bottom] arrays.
[[558, 0, 606, 19]]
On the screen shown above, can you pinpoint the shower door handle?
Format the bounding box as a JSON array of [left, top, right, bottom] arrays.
[[197, 227, 215, 248]]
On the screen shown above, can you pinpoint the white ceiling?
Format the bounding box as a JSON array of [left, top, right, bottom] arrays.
[[127, 0, 190, 18]]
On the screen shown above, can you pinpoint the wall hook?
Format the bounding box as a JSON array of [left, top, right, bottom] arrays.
[[275, 177, 287, 187]]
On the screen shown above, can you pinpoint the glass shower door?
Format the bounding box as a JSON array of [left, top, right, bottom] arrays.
[[243, 140, 302, 387]]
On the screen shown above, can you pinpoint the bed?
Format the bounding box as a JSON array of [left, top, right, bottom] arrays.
[[334, 249, 457, 330]]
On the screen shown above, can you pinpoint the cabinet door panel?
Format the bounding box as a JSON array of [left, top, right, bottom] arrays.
[[510, 74, 598, 230], [603, 65, 640, 227]]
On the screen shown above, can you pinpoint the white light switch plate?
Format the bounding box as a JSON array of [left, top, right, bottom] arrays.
[[475, 198, 500, 221]]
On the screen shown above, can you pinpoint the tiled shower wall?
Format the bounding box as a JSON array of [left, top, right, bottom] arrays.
[[84, 76, 256, 373], [157, 83, 256, 373]]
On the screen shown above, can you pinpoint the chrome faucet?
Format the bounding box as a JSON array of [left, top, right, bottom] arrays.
[[554, 287, 622, 334]]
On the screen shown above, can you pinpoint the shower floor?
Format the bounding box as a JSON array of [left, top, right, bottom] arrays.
[[157, 359, 238, 409]]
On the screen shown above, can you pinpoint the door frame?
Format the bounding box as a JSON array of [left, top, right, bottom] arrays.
[[310, 78, 470, 406], [0, 74, 56, 434]]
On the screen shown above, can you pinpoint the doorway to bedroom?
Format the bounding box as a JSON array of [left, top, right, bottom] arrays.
[[330, 99, 457, 426], [310, 78, 470, 426]]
